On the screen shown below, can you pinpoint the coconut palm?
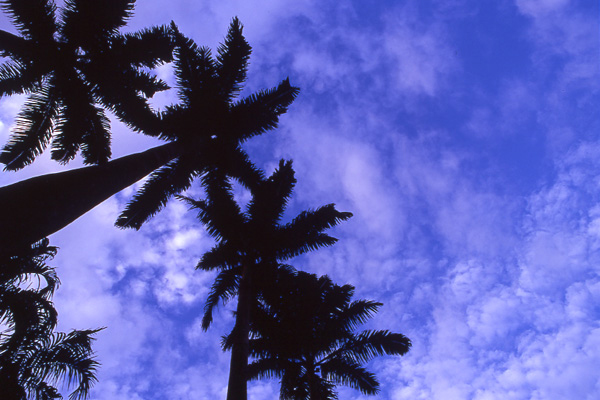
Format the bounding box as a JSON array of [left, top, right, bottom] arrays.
[[181, 160, 352, 400], [115, 19, 299, 229], [241, 271, 411, 399], [0, 239, 101, 400], [0, 0, 174, 169]]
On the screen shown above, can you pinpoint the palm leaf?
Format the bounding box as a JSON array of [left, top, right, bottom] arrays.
[[51, 75, 111, 165], [272, 205, 352, 260], [89, 65, 163, 135], [204, 144, 265, 190], [179, 175, 245, 242], [0, 82, 57, 170], [334, 299, 381, 333], [112, 24, 175, 68], [247, 357, 284, 381], [196, 242, 241, 271], [215, 17, 251, 101], [334, 330, 411, 364], [201, 268, 241, 330], [0, 60, 42, 97], [320, 356, 379, 395], [171, 25, 217, 107], [245, 160, 296, 227], [60, 0, 134, 44], [0, 0, 57, 41], [226, 78, 300, 142], [31, 329, 101, 400], [115, 156, 199, 229]]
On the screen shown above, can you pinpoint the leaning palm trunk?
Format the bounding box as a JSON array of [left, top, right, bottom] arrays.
[[0, 142, 179, 254]]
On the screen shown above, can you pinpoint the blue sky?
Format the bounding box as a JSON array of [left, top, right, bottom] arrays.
[[1, 0, 599, 398]]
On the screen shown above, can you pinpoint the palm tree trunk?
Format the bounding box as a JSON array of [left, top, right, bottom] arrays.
[[0, 142, 179, 254], [226, 264, 252, 400]]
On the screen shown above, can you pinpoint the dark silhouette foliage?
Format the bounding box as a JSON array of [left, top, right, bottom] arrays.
[[0, 0, 174, 169], [116, 19, 299, 229], [181, 160, 351, 400], [0, 239, 101, 400], [238, 270, 411, 399]]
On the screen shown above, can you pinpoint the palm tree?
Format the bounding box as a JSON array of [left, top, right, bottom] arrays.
[[0, 239, 101, 399], [0, 0, 174, 169], [115, 20, 299, 229], [0, 15, 297, 254], [242, 271, 411, 399], [181, 160, 352, 400]]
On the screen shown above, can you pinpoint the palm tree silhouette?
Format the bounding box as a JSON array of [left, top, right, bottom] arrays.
[[0, 14, 297, 254], [0, 0, 174, 169], [241, 271, 411, 399], [0, 239, 101, 399], [181, 160, 352, 400], [115, 20, 299, 229]]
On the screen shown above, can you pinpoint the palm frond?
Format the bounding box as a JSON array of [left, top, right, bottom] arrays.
[[0, 60, 42, 97], [273, 205, 352, 260], [207, 145, 265, 190], [113, 24, 175, 68], [246, 159, 295, 227], [201, 268, 240, 330], [0, 82, 57, 170], [51, 84, 111, 165], [116, 157, 199, 229], [215, 17, 251, 101], [31, 329, 102, 400], [335, 300, 381, 333], [336, 330, 412, 364], [61, 0, 134, 45], [35, 382, 61, 400], [227, 78, 299, 142], [247, 357, 284, 381], [279, 366, 311, 400], [286, 204, 353, 233], [179, 176, 245, 242], [275, 232, 337, 261], [0, 289, 58, 354], [90, 66, 163, 135], [1, 0, 57, 41], [171, 24, 217, 106], [320, 357, 379, 395], [196, 242, 240, 271]]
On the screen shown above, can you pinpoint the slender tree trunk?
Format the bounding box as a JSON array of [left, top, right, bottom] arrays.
[[227, 264, 252, 400], [308, 361, 321, 400], [0, 142, 179, 255]]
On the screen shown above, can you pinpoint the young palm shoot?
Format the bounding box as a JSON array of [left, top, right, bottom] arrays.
[[181, 160, 352, 400], [241, 271, 411, 399]]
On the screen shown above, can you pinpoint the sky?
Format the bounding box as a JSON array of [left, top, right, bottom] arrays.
[[1, 0, 599, 399]]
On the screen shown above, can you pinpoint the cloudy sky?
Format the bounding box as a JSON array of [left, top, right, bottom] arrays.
[[1, 0, 599, 399]]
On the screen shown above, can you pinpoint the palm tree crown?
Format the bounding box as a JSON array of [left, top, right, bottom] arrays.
[[244, 271, 411, 399], [0, 0, 174, 169], [181, 160, 351, 400], [115, 19, 300, 229], [0, 240, 101, 400], [182, 160, 352, 330]]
